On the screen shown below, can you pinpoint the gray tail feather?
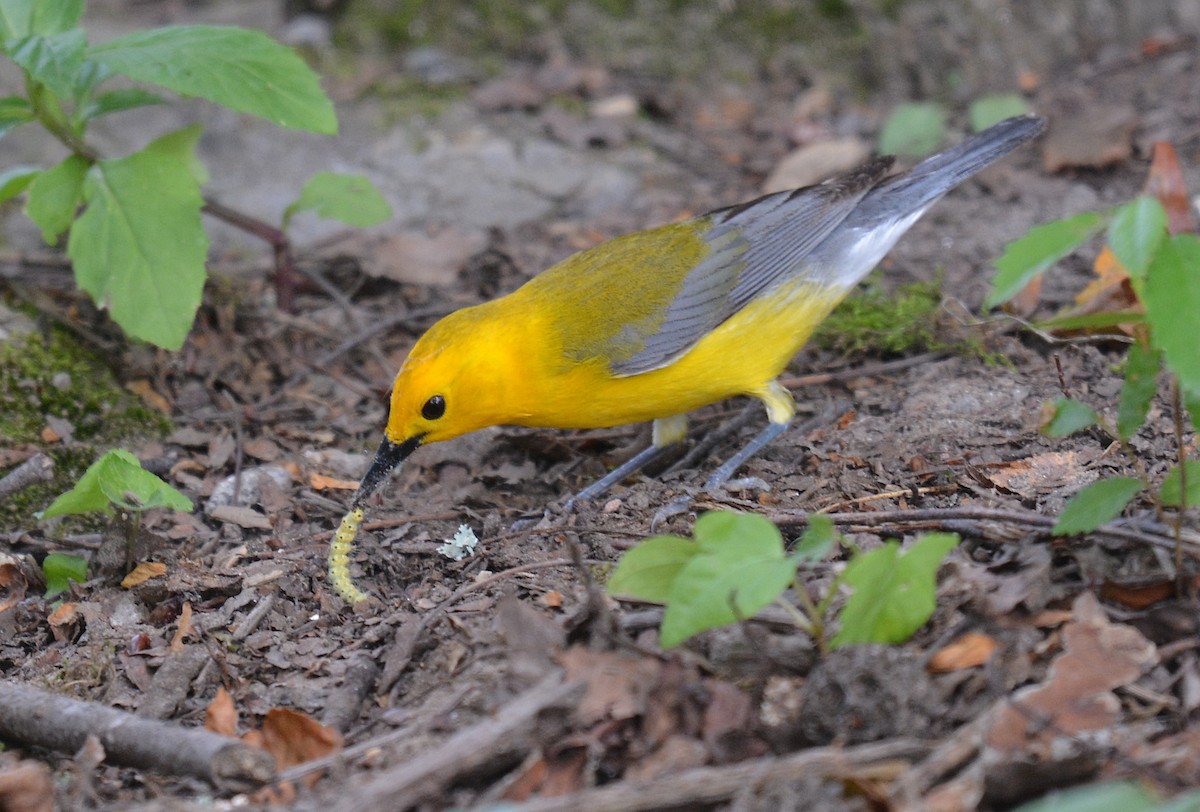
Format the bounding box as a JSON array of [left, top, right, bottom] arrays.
[[855, 114, 1045, 225]]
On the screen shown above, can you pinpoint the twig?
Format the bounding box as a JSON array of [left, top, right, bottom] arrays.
[[505, 738, 928, 812], [339, 672, 583, 812], [1171, 377, 1189, 592], [0, 452, 54, 504], [761, 505, 1200, 557], [0, 681, 274, 792]]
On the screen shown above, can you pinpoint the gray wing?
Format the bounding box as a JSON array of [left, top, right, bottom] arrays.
[[611, 157, 894, 376]]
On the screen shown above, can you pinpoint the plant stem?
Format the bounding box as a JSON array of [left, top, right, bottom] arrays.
[[1171, 375, 1188, 593]]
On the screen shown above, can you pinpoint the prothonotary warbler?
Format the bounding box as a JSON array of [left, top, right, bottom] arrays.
[[329, 114, 1044, 604]]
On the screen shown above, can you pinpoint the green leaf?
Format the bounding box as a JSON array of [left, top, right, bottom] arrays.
[[1108, 197, 1167, 282], [42, 552, 88, 599], [284, 171, 393, 229], [39, 449, 193, 519], [1143, 235, 1200, 396], [88, 25, 337, 134], [607, 534, 698, 603], [1053, 477, 1143, 535], [0, 0, 35, 40], [1160, 460, 1200, 509], [76, 87, 166, 123], [143, 123, 209, 186], [879, 102, 946, 157], [1033, 309, 1145, 334], [660, 512, 794, 648], [987, 212, 1105, 309], [0, 164, 39, 204], [1186, 388, 1200, 436], [1012, 781, 1161, 812], [792, 514, 836, 563], [67, 148, 209, 349], [25, 153, 88, 243], [1041, 397, 1098, 438], [832, 533, 959, 648], [7, 29, 87, 99], [1117, 342, 1160, 441], [0, 94, 34, 137], [31, 0, 83, 35], [969, 94, 1030, 132]]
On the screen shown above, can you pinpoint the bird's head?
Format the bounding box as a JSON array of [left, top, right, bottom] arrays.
[[352, 305, 522, 506]]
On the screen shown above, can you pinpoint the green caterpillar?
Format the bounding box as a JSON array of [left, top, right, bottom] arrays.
[[329, 507, 370, 604]]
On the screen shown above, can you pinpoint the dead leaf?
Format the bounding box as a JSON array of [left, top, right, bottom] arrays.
[[205, 687, 238, 737], [126, 379, 171, 413], [1100, 578, 1175, 610], [539, 590, 563, 609], [47, 602, 80, 642], [1143, 141, 1195, 235], [121, 561, 167, 589], [987, 592, 1156, 750], [929, 632, 999, 673], [169, 602, 193, 652], [1005, 272, 1043, 320], [987, 451, 1097, 499], [0, 760, 55, 812], [208, 505, 273, 530], [259, 708, 343, 772], [560, 647, 660, 725], [309, 472, 358, 491], [243, 437, 282, 462], [763, 138, 871, 194], [1042, 102, 1136, 172], [0, 558, 28, 612]]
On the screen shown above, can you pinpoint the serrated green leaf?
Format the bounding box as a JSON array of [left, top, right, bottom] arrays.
[[831, 533, 958, 648], [879, 102, 946, 157], [31, 0, 83, 35], [0, 0, 35, 40], [987, 212, 1105, 309], [792, 514, 836, 563], [1108, 197, 1167, 282], [39, 449, 193, 519], [88, 25, 337, 134], [76, 87, 165, 123], [1012, 781, 1161, 812], [67, 148, 208, 349], [42, 552, 88, 599], [25, 153, 88, 243], [0, 164, 39, 203], [143, 123, 209, 186], [1160, 460, 1200, 509], [1042, 397, 1098, 438], [7, 29, 87, 99], [969, 94, 1030, 132], [0, 94, 34, 137], [1143, 235, 1200, 396], [607, 534, 697, 603], [1053, 477, 1143, 535], [660, 512, 792, 648], [1117, 342, 1159, 440], [284, 171, 392, 229]]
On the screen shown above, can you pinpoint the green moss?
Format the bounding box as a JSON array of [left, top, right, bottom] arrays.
[[0, 326, 171, 531], [811, 275, 996, 362]]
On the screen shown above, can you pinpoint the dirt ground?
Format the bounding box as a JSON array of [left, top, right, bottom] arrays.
[[2, 2, 1200, 811]]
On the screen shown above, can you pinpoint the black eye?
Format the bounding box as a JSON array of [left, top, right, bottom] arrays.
[[422, 395, 446, 421]]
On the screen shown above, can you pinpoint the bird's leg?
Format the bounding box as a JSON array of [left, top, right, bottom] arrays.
[[651, 381, 797, 528], [512, 414, 688, 529]]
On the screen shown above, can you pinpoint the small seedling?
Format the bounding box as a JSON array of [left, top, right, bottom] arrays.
[[37, 449, 193, 578], [607, 510, 958, 650], [987, 149, 1199, 567]]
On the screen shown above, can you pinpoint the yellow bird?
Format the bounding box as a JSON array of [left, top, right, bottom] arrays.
[[350, 115, 1044, 522]]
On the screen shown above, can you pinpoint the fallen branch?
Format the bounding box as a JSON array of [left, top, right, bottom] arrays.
[[340, 671, 582, 812], [0, 453, 53, 505], [760, 505, 1200, 558], [0, 681, 274, 792], [506, 738, 928, 812]]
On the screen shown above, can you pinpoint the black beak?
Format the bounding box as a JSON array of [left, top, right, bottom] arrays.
[[352, 436, 422, 508]]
